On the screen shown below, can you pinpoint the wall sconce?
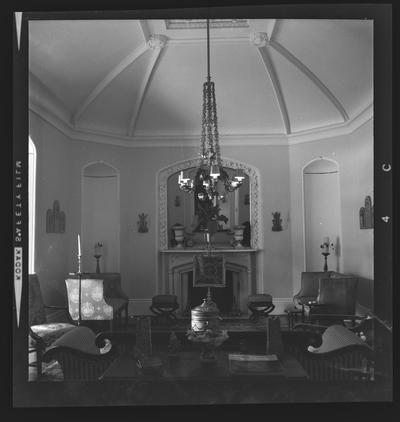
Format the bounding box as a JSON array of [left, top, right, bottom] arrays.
[[271, 212, 283, 231], [137, 213, 149, 233]]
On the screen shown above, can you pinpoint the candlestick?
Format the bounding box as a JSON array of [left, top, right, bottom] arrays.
[[94, 242, 102, 256], [94, 255, 101, 273], [78, 234, 81, 256]]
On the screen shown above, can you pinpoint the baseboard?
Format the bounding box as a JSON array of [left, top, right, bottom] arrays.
[[128, 298, 293, 317], [270, 298, 293, 315]]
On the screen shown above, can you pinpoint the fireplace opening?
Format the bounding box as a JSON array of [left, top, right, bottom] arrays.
[[186, 270, 235, 314]]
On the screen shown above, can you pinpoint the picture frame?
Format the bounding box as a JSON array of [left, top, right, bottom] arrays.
[[193, 255, 225, 287]]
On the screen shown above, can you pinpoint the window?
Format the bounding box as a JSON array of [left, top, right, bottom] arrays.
[[28, 137, 36, 274]]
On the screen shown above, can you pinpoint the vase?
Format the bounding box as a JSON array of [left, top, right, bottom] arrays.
[[172, 225, 185, 248], [233, 225, 245, 248]]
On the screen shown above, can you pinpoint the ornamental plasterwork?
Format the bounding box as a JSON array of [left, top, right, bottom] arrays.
[[158, 157, 261, 250], [249, 32, 269, 48], [147, 34, 167, 50]]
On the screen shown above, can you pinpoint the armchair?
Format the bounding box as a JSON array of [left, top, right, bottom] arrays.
[[65, 277, 123, 331], [42, 326, 116, 381], [29, 274, 77, 379], [66, 273, 129, 326], [289, 324, 373, 381], [293, 271, 333, 309], [303, 276, 359, 325]]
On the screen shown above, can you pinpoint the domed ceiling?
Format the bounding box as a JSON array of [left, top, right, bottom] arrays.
[[29, 18, 373, 146]]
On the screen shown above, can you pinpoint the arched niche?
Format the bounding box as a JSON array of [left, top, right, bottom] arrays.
[[81, 161, 120, 273], [303, 158, 342, 272], [157, 157, 262, 250]]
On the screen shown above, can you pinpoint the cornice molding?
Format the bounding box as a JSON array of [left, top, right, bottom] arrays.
[[29, 100, 372, 148]]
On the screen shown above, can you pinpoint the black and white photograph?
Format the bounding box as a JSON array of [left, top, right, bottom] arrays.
[[12, 4, 393, 410]]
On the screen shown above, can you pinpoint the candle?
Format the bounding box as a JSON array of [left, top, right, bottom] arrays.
[[94, 242, 102, 256], [78, 234, 81, 256]]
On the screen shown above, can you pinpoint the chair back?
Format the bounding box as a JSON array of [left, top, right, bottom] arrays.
[[65, 278, 113, 321], [300, 272, 332, 296], [317, 277, 358, 314], [28, 274, 47, 326]]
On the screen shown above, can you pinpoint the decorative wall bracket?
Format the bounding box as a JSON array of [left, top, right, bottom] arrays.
[[271, 211, 282, 231], [138, 213, 149, 233], [359, 196, 374, 229], [46, 200, 66, 233]]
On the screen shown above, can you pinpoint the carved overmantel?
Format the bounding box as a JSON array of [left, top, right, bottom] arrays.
[[160, 248, 258, 315], [157, 157, 262, 250]]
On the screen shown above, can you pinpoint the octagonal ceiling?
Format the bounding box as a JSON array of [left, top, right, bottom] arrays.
[[28, 18, 373, 146]]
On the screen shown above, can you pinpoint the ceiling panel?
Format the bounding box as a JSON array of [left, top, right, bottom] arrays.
[[77, 50, 151, 135], [268, 46, 344, 133], [275, 19, 373, 117], [29, 20, 145, 113]]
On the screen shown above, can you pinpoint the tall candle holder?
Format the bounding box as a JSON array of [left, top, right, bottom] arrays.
[[77, 254, 82, 326], [320, 240, 335, 272], [94, 254, 101, 273]]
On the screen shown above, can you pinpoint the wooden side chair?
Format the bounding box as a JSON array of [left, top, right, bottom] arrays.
[[150, 295, 179, 324], [247, 294, 275, 321], [29, 274, 77, 379]]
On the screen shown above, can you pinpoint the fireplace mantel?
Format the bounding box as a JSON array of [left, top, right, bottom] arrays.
[[160, 248, 258, 314]]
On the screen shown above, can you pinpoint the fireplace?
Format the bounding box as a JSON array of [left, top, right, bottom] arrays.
[[185, 271, 236, 315], [160, 249, 258, 315]]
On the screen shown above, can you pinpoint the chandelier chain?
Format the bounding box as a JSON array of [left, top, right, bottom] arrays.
[[178, 18, 244, 203]]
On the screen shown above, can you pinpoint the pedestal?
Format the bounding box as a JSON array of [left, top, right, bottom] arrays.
[[322, 252, 330, 272], [94, 254, 101, 273]]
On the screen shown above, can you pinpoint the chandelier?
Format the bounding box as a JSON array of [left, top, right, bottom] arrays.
[[178, 19, 244, 204]]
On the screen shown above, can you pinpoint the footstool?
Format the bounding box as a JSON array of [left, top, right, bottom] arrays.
[[150, 295, 179, 324], [247, 294, 275, 321]]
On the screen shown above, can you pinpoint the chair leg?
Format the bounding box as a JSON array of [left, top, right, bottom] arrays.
[[125, 303, 129, 325], [36, 348, 43, 379]]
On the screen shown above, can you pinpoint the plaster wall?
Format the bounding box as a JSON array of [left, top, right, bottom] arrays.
[[30, 111, 293, 303], [30, 110, 372, 310]]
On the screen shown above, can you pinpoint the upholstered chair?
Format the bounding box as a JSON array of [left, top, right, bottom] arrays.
[[42, 326, 116, 381], [29, 274, 77, 378], [65, 278, 124, 330], [293, 272, 333, 309], [79, 273, 129, 324], [303, 276, 359, 325], [66, 273, 129, 326]]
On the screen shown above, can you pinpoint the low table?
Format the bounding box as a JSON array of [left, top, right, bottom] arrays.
[[100, 349, 308, 382]]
